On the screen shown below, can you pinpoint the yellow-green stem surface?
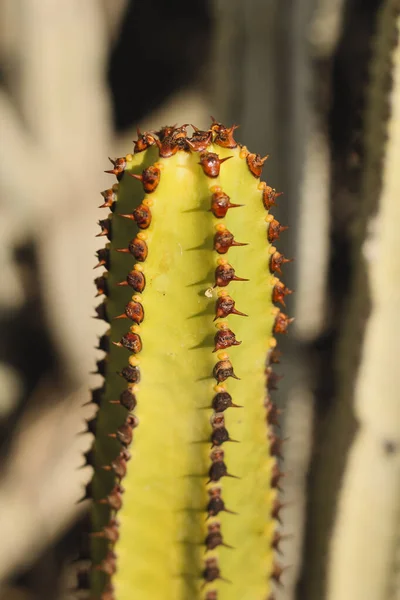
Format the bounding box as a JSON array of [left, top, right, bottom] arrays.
[[93, 143, 276, 600]]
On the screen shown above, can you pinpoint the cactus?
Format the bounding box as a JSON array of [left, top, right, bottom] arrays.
[[85, 121, 292, 600]]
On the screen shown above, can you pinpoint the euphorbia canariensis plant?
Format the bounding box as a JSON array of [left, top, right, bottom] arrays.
[[83, 121, 293, 600]]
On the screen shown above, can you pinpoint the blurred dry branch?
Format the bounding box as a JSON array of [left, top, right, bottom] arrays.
[[0, 383, 93, 584]]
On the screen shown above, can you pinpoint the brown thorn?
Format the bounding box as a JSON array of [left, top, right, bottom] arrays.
[[274, 312, 294, 335], [210, 190, 243, 218], [129, 173, 142, 182], [267, 219, 289, 243], [246, 153, 269, 178], [270, 251, 293, 275], [272, 281, 293, 307], [213, 328, 242, 352], [214, 263, 248, 287], [214, 294, 248, 319], [271, 562, 290, 586], [198, 152, 233, 178], [213, 359, 240, 382]]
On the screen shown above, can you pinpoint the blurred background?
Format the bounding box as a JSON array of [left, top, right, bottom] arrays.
[[0, 1, 399, 599]]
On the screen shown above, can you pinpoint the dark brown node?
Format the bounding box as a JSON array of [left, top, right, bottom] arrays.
[[102, 449, 131, 478], [266, 368, 284, 391], [129, 237, 148, 261], [171, 124, 189, 144], [208, 460, 236, 482], [210, 190, 243, 218], [155, 135, 179, 158], [105, 157, 126, 178], [114, 300, 144, 324], [125, 300, 144, 323], [95, 551, 117, 576], [94, 302, 108, 322], [271, 498, 286, 523], [101, 588, 116, 600], [272, 280, 293, 307], [274, 312, 294, 335], [97, 333, 110, 353], [98, 484, 124, 511], [119, 204, 152, 229], [134, 129, 156, 153], [96, 218, 112, 240], [265, 400, 282, 428], [207, 493, 235, 518], [94, 275, 108, 297], [271, 462, 285, 490], [246, 153, 268, 178], [263, 185, 283, 210], [214, 228, 247, 254], [129, 165, 161, 194], [95, 358, 107, 376], [271, 530, 287, 554], [99, 188, 116, 210], [90, 519, 119, 544], [110, 453, 129, 479], [110, 388, 137, 411], [211, 391, 242, 412], [114, 332, 142, 353], [116, 237, 148, 262], [91, 519, 120, 544], [268, 348, 282, 365], [117, 269, 146, 292], [202, 557, 221, 582], [205, 522, 232, 550], [187, 127, 212, 152], [108, 417, 135, 447], [94, 248, 110, 270], [211, 427, 230, 446], [214, 294, 247, 319], [213, 123, 239, 149], [214, 262, 248, 287], [271, 562, 286, 586], [202, 557, 230, 584], [205, 527, 223, 551], [213, 327, 242, 351], [90, 386, 103, 406], [199, 152, 232, 178], [133, 203, 152, 229], [213, 359, 240, 382], [268, 431, 286, 459], [267, 218, 288, 243], [119, 365, 141, 384], [270, 251, 293, 275]]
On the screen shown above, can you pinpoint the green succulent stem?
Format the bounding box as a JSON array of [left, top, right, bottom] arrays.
[[87, 122, 291, 600]]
